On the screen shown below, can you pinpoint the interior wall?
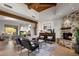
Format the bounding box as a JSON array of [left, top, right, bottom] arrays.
[[0, 3, 39, 20], [37, 17, 63, 38], [0, 20, 20, 34], [53, 18, 63, 38], [0, 21, 4, 33], [0, 18, 35, 36]]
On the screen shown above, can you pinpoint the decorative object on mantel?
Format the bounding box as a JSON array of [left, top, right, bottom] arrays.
[[62, 15, 72, 28]]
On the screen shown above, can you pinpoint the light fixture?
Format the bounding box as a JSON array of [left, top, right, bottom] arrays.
[[20, 26, 27, 31], [28, 24, 31, 28]]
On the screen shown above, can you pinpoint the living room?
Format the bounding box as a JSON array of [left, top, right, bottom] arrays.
[[0, 3, 79, 56]]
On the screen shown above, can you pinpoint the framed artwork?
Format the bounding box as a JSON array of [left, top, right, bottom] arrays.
[[43, 23, 51, 30]]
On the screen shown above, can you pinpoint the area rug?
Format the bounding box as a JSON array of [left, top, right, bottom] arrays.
[[31, 43, 58, 56]]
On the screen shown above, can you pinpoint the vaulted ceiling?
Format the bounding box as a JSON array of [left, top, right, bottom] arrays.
[[1, 3, 79, 22], [25, 3, 57, 12]]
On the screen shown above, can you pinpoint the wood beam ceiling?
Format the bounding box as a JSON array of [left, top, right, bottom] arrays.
[[26, 3, 57, 12], [0, 11, 37, 24]]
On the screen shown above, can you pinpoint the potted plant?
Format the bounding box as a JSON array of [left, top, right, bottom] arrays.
[[75, 27, 79, 54], [75, 27, 79, 44]]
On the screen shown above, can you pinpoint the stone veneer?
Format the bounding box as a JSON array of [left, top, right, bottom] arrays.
[[62, 10, 79, 45]]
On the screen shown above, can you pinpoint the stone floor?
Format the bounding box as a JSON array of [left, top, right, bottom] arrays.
[[0, 40, 79, 56]]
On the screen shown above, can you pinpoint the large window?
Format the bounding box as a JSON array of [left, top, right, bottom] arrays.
[[4, 24, 18, 35]]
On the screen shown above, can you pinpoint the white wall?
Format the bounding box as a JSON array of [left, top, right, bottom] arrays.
[[39, 7, 56, 21], [53, 18, 63, 38], [38, 6, 63, 38], [37, 17, 63, 38], [1, 3, 79, 38], [0, 3, 39, 21], [0, 22, 4, 33], [38, 3, 79, 38], [37, 20, 54, 35]]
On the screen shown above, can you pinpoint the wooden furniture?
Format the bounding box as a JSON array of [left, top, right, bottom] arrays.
[[38, 33, 46, 40], [46, 33, 55, 42], [38, 32, 55, 42], [0, 37, 5, 41]]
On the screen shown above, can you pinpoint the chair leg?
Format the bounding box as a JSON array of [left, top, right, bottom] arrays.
[[28, 50, 30, 56], [38, 47, 40, 52], [17, 46, 19, 51], [20, 47, 23, 56]]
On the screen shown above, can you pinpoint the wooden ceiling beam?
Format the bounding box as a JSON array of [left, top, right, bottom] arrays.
[[0, 11, 38, 24], [26, 3, 57, 12], [0, 10, 38, 35]]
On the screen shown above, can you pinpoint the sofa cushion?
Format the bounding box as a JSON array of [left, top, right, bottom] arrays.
[[47, 36, 53, 39]]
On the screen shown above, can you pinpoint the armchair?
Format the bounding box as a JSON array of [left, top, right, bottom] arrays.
[[21, 39, 39, 56]]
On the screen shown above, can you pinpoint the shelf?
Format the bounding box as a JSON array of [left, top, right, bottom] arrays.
[[61, 27, 71, 30]]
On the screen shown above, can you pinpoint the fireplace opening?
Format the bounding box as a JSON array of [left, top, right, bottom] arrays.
[[63, 32, 72, 40]]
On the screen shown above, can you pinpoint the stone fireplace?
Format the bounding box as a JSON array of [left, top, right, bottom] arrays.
[[59, 10, 79, 48]]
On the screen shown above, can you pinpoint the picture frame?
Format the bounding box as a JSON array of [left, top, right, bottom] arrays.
[[43, 23, 51, 30]]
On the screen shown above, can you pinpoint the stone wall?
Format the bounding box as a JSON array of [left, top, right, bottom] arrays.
[[62, 10, 79, 44]]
